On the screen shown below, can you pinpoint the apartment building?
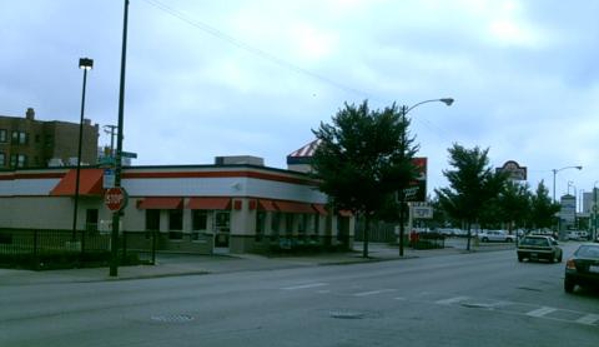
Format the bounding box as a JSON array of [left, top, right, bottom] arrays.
[[0, 108, 99, 169]]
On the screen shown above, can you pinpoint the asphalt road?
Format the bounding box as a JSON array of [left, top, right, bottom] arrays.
[[1, 242, 597, 347]]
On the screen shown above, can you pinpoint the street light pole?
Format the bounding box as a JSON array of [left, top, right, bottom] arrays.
[[398, 98, 453, 257], [552, 165, 582, 203], [594, 181, 598, 241], [72, 57, 93, 243]]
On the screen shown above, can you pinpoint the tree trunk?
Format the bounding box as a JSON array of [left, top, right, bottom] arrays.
[[362, 215, 370, 258]]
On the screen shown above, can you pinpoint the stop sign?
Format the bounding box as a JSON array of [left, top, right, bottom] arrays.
[[104, 187, 128, 212]]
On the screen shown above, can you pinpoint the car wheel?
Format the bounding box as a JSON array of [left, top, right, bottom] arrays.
[[549, 253, 555, 263], [557, 254, 562, 262], [517, 255, 523, 262], [564, 279, 575, 293]]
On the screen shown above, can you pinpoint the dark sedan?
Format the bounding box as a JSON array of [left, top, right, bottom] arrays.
[[564, 243, 599, 293]]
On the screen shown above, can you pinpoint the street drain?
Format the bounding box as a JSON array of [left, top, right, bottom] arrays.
[[329, 310, 365, 319], [150, 314, 195, 324]]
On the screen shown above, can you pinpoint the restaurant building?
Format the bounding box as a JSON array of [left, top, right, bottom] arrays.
[[0, 154, 354, 255]]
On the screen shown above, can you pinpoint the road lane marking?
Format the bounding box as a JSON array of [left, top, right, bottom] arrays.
[[353, 289, 396, 297], [576, 314, 599, 325], [281, 283, 328, 290], [435, 296, 469, 305], [526, 307, 557, 318]]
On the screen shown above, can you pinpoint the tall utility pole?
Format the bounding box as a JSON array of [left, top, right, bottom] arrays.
[[103, 124, 117, 157], [110, 0, 129, 277]]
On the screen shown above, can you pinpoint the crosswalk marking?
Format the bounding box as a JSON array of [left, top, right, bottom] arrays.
[[526, 307, 557, 318], [353, 289, 396, 297], [281, 283, 328, 290], [435, 296, 469, 305], [576, 314, 599, 325]]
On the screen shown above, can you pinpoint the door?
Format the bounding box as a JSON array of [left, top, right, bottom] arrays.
[[213, 211, 231, 253]]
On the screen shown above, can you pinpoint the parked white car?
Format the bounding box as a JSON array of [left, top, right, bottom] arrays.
[[477, 230, 516, 243]]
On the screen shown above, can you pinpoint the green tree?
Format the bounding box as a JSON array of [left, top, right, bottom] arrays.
[[311, 100, 418, 258], [496, 180, 532, 233], [435, 144, 507, 250], [529, 180, 559, 230]]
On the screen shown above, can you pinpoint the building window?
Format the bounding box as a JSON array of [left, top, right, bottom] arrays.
[[285, 214, 294, 236], [11, 131, 28, 145], [270, 213, 280, 240], [145, 210, 160, 231], [255, 211, 266, 242], [0, 153, 4, 167], [86, 209, 99, 232], [0, 129, 6, 143], [10, 154, 27, 168], [191, 210, 208, 240], [215, 211, 230, 232], [168, 209, 183, 240]]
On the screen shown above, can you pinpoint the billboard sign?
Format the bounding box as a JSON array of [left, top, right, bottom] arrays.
[[404, 157, 427, 202]]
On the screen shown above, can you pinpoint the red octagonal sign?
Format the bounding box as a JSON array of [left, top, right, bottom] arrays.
[[105, 187, 128, 212]]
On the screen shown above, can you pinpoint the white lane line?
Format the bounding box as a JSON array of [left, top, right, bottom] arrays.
[[435, 296, 469, 305], [353, 289, 396, 297], [526, 307, 557, 318], [576, 314, 599, 325], [281, 283, 328, 290]]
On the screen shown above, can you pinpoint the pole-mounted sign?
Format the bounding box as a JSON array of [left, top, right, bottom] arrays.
[[104, 187, 128, 213]]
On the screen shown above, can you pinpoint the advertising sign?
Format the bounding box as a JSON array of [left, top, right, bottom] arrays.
[[404, 157, 427, 202]]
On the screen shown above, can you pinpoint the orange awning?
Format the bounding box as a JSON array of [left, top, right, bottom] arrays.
[[312, 204, 328, 216], [339, 210, 353, 217], [274, 201, 316, 214], [258, 199, 277, 212], [187, 197, 231, 210], [50, 169, 104, 196], [137, 197, 183, 209]]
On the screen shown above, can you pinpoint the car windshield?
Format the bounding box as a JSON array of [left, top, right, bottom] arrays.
[[575, 245, 599, 258]]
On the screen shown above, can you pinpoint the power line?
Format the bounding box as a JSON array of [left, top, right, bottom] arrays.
[[140, 0, 370, 98]]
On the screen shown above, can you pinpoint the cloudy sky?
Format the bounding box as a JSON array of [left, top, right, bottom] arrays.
[[1, 0, 598, 203]]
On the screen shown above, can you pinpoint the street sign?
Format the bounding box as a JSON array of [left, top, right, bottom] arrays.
[[103, 169, 115, 189], [104, 187, 128, 212], [121, 151, 137, 159]]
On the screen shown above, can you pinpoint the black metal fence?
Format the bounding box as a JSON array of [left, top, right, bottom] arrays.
[[0, 229, 156, 269]]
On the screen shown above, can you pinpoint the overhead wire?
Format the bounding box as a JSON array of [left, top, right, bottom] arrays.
[[139, 0, 452, 142]]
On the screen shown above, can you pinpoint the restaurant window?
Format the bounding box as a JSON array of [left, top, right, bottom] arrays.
[[298, 214, 308, 240], [85, 209, 99, 232], [270, 213, 280, 240], [215, 211, 230, 232], [168, 209, 183, 240], [145, 210, 160, 231], [191, 210, 208, 240], [255, 211, 266, 242], [285, 214, 294, 236]]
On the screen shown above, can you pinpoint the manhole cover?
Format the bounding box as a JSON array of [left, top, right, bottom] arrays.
[[150, 314, 195, 323]]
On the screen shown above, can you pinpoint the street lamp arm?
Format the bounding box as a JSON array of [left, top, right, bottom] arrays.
[[405, 98, 454, 115]]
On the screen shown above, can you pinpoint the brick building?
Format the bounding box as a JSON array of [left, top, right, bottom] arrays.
[[0, 108, 99, 169]]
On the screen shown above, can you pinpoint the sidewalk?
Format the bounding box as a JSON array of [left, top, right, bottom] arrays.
[[0, 241, 506, 285]]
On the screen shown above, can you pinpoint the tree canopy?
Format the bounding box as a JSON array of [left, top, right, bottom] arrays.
[[435, 144, 507, 250], [311, 100, 418, 257]]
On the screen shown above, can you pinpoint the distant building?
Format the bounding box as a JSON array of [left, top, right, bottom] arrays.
[[0, 108, 99, 169]]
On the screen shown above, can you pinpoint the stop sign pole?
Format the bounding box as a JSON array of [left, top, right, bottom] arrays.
[[110, 0, 130, 277]]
